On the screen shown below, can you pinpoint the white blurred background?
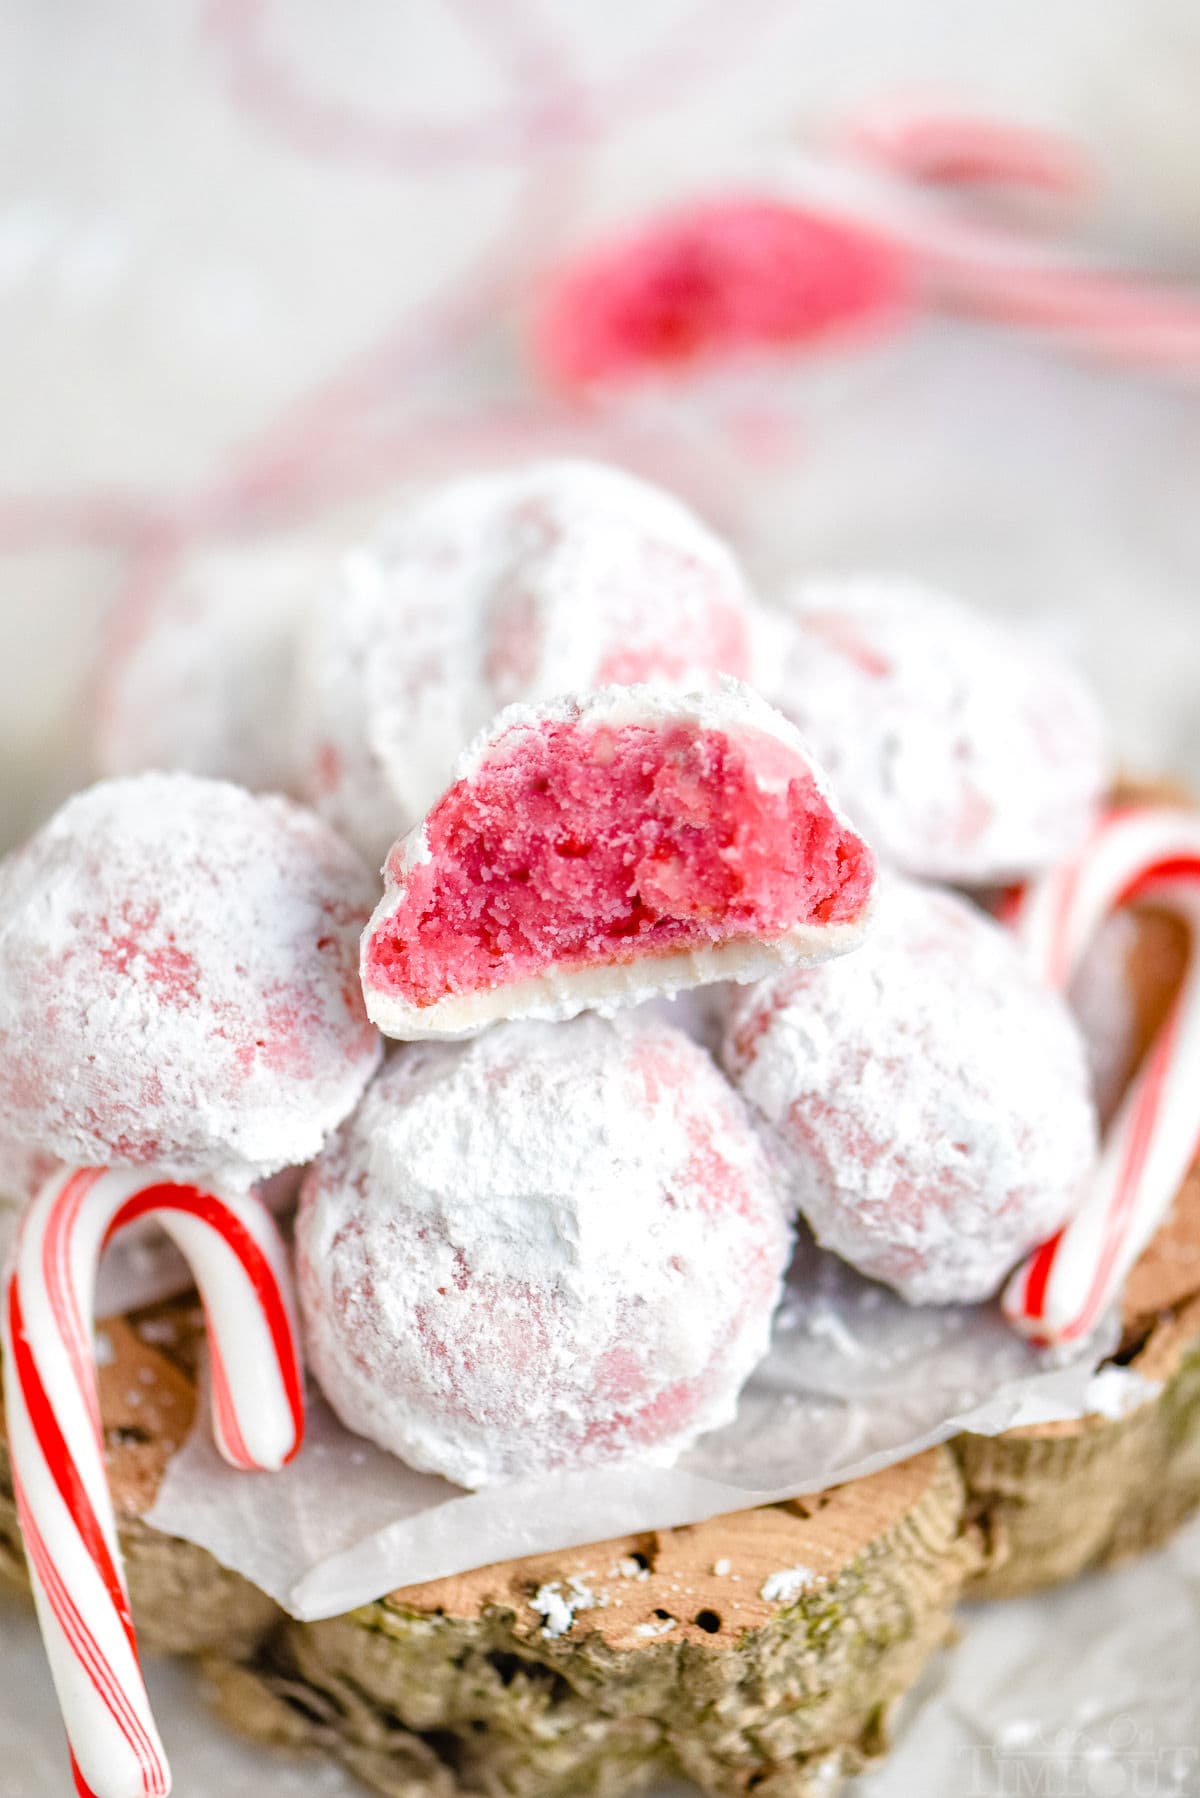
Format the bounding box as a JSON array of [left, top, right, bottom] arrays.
[[1, 3, 1198, 1794], [1, 0, 1199, 851]]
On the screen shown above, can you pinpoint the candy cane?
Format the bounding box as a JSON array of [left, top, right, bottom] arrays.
[[2, 1165, 305, 1798], [777, 116, 1200, 375], [1001, 807, 1200, 1344], [841, 103, 1092, 198]]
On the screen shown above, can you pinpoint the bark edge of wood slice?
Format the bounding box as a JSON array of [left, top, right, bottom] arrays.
[[0, 1296, 982, 1798], [954, 1159, 1200, 1600]]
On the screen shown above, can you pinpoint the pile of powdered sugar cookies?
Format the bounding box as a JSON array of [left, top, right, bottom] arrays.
[[77, 457, 1166, 1402], [6, 455, 1199, 1793]]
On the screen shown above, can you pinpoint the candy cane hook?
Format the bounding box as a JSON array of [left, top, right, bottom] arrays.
[[1002, 807, 1200, 1344], [781, 109, 1200, 375], [2, 1165, 305, 1798]]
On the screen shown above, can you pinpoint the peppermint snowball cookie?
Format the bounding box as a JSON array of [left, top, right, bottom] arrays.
[[299, 459, 760, 863], [722, 874, 1098, 1304], [0, 774, 381, 1189], [360, 680, 875, 1039], [97, 539, 329, 794], [758, 577, 1109, 883], [297, 1012, 791, 1486]]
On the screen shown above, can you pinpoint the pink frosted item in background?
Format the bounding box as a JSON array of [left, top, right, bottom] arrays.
[[297, 1012, 791, 1487], [532, 197, 912, 389], [360, 681, 875, 1039], [298, 459, 760, 863], [723, 873, 1097, 1305], [758, 576, 1109, 884]]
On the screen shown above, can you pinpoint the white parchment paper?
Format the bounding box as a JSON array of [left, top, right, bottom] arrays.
[[145, 1229, 1158, 1621]]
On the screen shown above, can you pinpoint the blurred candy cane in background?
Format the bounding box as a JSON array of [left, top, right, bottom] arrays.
[[532, 102, 1200, 389], [4, 12, 1200, 855]]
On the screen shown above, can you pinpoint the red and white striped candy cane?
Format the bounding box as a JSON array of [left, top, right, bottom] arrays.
[[1001, 806, 1200, 1344], [842, 102, 1092, 198], [2, 1165, 305, 1798], [780, 110, 1200, 376]]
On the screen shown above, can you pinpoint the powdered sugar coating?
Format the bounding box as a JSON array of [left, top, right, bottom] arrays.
[[758, 577, 1109, 883], [722, 873, 1098, 1304], [298, 460, 758, 864], [97, 542, 327, 794], [297, 1011, 791, 1486], [360, 679, 875, 1040], [0, 774, 382, 1189]]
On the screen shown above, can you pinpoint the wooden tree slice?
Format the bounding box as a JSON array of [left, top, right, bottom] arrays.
[[0, 1296, 981, 1796], [6, 1198, 1200, 1794], [209, 1447, 978, 1798]]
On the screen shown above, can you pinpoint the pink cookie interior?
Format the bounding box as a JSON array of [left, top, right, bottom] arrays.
[[364, 718, 873, 1008]]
